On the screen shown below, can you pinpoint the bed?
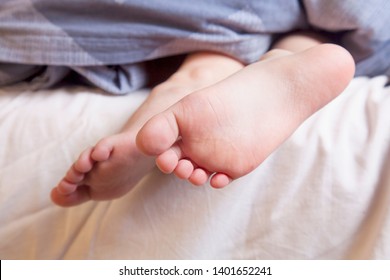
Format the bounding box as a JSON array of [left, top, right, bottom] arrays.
[[0, 74, 389, 260]]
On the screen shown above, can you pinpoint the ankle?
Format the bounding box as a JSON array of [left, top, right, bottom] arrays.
[[173, 52, 244, 82]]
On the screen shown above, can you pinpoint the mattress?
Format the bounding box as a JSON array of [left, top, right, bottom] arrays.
[[0, 76, 389, 259]]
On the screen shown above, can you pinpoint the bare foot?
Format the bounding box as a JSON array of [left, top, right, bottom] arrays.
[[51, 52, 243, 207], [136, 44, 355, 188]]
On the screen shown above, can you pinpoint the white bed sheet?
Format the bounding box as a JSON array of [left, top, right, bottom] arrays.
[[0, 76, 389, 259]]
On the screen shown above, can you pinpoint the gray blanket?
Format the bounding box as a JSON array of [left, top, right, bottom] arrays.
[[0, 0, 389, 94]]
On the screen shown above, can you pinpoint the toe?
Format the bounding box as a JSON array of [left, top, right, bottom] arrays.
[[174, 159, 194, 179], [74, 147, 95, 173], [155, 143, 185, 174], [189, 168, 210, 186], [136, 111, 180, 155], [156, 149, 179, 174], [51, 185, 91, 207], [91, 139, 113, 162], [210, 173, 233, 188], [65, 167, 85, 183], [56, 180, 78, 195]]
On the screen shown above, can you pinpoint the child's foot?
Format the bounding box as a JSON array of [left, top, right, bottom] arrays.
[[51, 52, 243, 207], [136, 44, 355, 188]]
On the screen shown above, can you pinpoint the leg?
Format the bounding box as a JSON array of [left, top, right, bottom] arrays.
[[136, 42, 355, 188], [51, 52, 243, 207]]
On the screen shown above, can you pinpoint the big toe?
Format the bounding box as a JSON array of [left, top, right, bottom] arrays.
[[136, 110, 180, 156]]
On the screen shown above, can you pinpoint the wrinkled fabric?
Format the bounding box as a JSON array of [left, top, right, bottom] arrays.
[[1, 76, 390, 259], [0, 0, 389, 94]]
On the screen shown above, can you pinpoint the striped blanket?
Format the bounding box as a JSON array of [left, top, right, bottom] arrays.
[[0, 0, 389, 94]]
